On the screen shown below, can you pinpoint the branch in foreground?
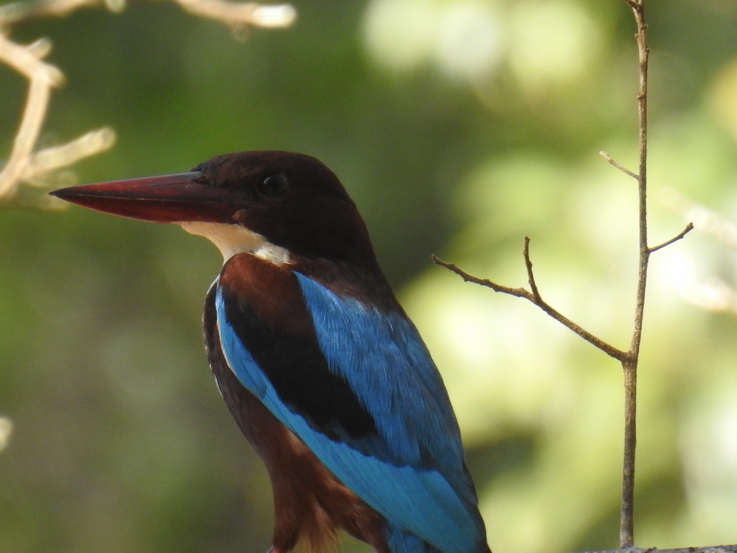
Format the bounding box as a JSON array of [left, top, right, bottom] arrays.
[[0, 32, 116, 206], [0, 0, 296, 208], [0, 416, 12, 454], [0, 0, 296, 28], [647, 223, 694, 254], [575, 546, 737, 553], [166, 0, 296, 31], [432, 238, 628, 362], [599, 150, 639, 181], [619, 1, 649, 543]]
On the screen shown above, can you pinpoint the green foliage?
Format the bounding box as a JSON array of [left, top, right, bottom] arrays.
[[2, 1, 737, 552]]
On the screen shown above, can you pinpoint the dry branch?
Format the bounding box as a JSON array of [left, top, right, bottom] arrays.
[[0, 416, 12, 454], [432, 246, 628, 362], [0, 0, 295, 208], [0, 0, 296, 28], [575, 546, 737, 553], [434, 0, 695, 548]]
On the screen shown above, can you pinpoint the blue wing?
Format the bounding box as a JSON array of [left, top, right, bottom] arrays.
[[215, 270, 485, 553]]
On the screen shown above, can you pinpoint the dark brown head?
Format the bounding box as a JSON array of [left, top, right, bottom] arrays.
[[51, 151, 380, 270]]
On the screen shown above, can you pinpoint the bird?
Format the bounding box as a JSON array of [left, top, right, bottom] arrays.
[[50, 151, 491, 553]]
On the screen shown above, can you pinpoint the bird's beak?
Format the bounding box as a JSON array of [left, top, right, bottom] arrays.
[[50, 172, 236, 223]]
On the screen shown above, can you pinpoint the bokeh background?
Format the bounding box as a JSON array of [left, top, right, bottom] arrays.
[[3, 1, 737, 552]]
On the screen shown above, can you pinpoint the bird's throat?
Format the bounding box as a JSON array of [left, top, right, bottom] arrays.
[[180, 221, 291, 265]]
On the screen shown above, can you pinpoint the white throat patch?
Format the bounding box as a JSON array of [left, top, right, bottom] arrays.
[[180, 221, 291, 265]]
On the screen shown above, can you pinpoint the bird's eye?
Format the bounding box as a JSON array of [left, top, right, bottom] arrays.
[[256, 173, 289, 198]]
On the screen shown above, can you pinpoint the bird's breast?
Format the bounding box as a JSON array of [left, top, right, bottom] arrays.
[[212, 253, 379, 441], [218, 253, 311, 334]]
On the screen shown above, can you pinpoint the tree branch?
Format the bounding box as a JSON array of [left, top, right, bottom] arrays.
[[599, 150, 639, 181], [575, 546, 737, 553], [0, 0, 295, 208], [432, 249, 628, 362], [619, 0, 648, 545], [435, 1, 696, 548], [0, 416, 12, 454], [0, 0, 296, 28], [646, 223, 694, 254]]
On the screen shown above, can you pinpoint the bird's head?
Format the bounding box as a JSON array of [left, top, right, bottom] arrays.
[[51, 151, 380, 269]]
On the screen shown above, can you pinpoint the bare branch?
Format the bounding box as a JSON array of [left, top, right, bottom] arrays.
[[0, 32, 116, 205], [432, 250, 628, 362], [0, 0, 296, 208], [431, 254, 529, 297], [617, 0, 649, 545], [576, 546, 737, 553], [599, 151, 639, 181], [522, 237, 541, 300], [0, 0, 296, 28], [167, 0, 296, 31], [438, 0, 693, 547], [0, 416, 12, 454], [646, 222, 694, 254]]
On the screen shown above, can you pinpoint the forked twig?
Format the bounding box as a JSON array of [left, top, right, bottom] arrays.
[[432, 245, 627, 362], [0, 0, 295, 207], [434, 0, 694, 547]]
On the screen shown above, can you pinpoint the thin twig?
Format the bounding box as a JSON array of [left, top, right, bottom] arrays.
[[575, 546, 737, 553], [0, 416, 12, 454], [647, 223, 694, 254], [0, 32, 115, 204], [599, 151, 639, 181], [0, 0, 296, 28], [431, 254, 529, 297], [0, 0, 296, 207], [523, 237, 541, 300], [0, 32, 73, 203], [165, 0, 296, 31], [432, 251, 628, 361]]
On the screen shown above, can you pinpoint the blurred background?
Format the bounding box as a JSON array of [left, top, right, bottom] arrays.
[[2, 1, 737, 552]]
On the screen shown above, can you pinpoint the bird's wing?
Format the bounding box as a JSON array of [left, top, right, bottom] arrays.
[[215, 265, 484, 553]]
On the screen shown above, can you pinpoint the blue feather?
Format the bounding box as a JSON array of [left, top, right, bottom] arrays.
[[215, 275, 484, 553], [294, 273, 464, 465]]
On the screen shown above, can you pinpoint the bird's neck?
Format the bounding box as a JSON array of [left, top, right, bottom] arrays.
[[217, 251, 402, 315], [290, 255, 402, 313]]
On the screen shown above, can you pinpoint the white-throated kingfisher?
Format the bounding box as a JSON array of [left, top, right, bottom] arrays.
[[51, 151, 491, 553]]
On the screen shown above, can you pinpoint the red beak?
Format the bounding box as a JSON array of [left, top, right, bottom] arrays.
[[50, 172, 236, 223]]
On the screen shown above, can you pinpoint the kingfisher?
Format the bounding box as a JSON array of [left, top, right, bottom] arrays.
[[51, 151, 491, 553]]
